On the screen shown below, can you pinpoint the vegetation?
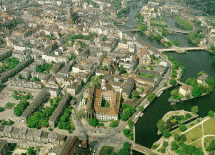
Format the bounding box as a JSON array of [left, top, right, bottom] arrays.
[[176, 16, 193, 30], [110, 120, 119, 127], [14, 100, 29, 116], [36, 64, 53, 74], [4, 102, 15, 109], [117, 6, 130, 16], [179, 124, 187, 132], [27, 96, 62, 129], [0, 107, 4, 112], [131, 90, 140, 99], [58, 109, 74, 133], [147, 93, 156, 102], [191, 106, 199, 115], [121, 104, 136, 121], [27, 147, 36, 155], [12, 90, 32, 100], [0, 120, 14, 126], [138, 105, 144, 112], [99, 146, 114, 155], [189, 30, 205, 44], [123, 128, 134, 140], [163, 129, 171, 138], [87, 118, 101, 127], [152, 143, 160, 149], [140, 73, 155, 79], [128, 120, 134, 129], [208, 111, 214, 118], [185, 75, 214, 98], [171, 89, 183, 100], [0, 57, 20, 74], [45, 35, 55, 40], [120, 65, 127, 74], [170, 79, 177, 85], [67, 33, 97, 42], [118, 142, 131, 155], [206, 139, 215, 152]]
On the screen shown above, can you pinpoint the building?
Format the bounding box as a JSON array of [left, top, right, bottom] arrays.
[[0, 139, 9, 155], [22, 88, 50, 121], [48, 136, 88, 155], [94, 89, 121, 121], [179, 84, 193, 96], [197, 74, 208, 86], [138, 47, 151, 66], [122, 78, 135, 98], [49, 93, 71, 128]]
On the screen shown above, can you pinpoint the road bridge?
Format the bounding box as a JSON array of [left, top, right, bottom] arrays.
[[124, 29, 141, 32], [158, 46, 208, 53], [131, 143, 152, 155], [177, 80, 186, 85], [171, 29, 189, 34]]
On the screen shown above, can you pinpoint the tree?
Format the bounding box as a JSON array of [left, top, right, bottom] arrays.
[[123, 142, 131, 153], [179, 124, 187, 132], [128, 120, 134, 129], [18, 74, 22, 79], [163, 141, 168, 147], [191, 106, 199, 115], [131, 90, 140, 99], [207, 139, 215, 152], [174, 134, 180, 141], [120, 65, 127, 74], [138, 105, 144, 112], [106, 149, 112, 154], [140, 87, 145, 92], [163, 129, 171, 138], [157, 119, 166, 132], [91, 119, 98, 127], [171, 141, 179, 151], [147, 93, 156, 102], [27, 147, 35, 155], [110, 120, 119, 127], [180, 134, 187, 142], [206, 77, 215, 87], [192, 86, 202, 98], [208, 111, 214, 118], [170, 79, 177, 85], [185, 113, 191, 118], [77, 110, 84, 119], [0, 107, 4, 112]]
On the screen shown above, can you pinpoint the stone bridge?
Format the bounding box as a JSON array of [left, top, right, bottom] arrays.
[[158, 46, 208, 53], [131, 143, 152, 155]]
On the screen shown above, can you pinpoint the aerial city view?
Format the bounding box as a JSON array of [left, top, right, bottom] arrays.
[[1, 0, 215, 155]]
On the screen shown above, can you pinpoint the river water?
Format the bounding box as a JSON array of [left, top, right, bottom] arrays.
[[117, 2, 215, 154]]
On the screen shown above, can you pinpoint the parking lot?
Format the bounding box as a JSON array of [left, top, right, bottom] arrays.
[[0, 86, 39, 121]]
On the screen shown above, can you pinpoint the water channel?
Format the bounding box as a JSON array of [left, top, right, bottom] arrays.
[[117, 2, 215, 155]]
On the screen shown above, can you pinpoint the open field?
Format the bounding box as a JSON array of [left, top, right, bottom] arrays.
[[203, 118, 215, 135], [184, 125, 202, 143]]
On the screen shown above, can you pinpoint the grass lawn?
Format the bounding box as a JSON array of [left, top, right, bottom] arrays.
[[70, 119, 75, 131], [171, 128, 182, 135], [203, 118, 215, 135], [184, 125, 202, 143], [99, 146, 114, 155], [204, 136, 215, 149], [186, 118, 202, 129], [4, 102, 15, 109], [189, 139, 202, 149]]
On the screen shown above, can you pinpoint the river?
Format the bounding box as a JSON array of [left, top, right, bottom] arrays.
[[117, 2, 215, 155]]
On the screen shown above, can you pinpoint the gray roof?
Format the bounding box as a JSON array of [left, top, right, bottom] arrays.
[[22, 88, 49, 118], [27, 128, 36, 136], [137, 68, 161, 77], [3, 125, 13, 133], [198, 74, 208, 81], [48, 131, 58, 139], [0, 139, 7, 151], [49, 93, 71, 123], [34, 130, 43, 138]]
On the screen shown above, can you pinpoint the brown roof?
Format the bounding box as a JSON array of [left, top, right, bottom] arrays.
[[93, 89, 121, 116], [139, 47, 150, 57], [180, 84, 193, 91]]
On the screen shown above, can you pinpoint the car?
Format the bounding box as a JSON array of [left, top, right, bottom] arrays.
[[108, 140, 110, 141], [118, 142, 120, 144]]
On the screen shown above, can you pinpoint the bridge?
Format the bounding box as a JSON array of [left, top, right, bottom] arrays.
[[124, 29, 141, 32], [177, 80, 186, 85], [158, 46, 208, 53], [167, 28, 189, 34], [131, 143, 152, 155]]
